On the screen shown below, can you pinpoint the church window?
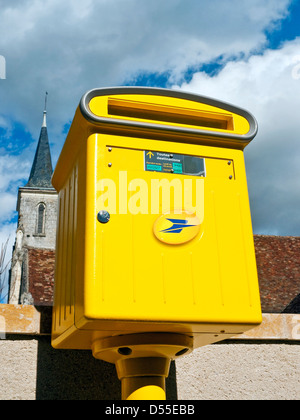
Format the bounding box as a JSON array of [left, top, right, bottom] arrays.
[[37, 203, 46, 235]]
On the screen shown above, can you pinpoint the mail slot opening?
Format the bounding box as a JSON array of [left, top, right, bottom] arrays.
[[108, 98, 234, 131]]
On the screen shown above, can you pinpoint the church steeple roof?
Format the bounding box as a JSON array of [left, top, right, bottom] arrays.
[[25, 93, 54, 190]]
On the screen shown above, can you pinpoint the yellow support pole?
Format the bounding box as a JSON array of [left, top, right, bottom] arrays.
[[122, 377, 166, 400], [116, 357, 170, 401], [92, 333, 193, 400]]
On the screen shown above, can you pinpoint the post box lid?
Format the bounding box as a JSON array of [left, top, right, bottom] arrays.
[[79, 87, 258, 149], [52, 87, 258, 190]]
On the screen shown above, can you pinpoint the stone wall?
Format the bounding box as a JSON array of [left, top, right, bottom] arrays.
[[0, 306, 299, 400], [17, 188, 58, 250], [0, 335, 299, 400]]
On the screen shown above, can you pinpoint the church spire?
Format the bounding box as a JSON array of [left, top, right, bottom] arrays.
[[25, 92, 54, 189], [42, 91, 48, 128]]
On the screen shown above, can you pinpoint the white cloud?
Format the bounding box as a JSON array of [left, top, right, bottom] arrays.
[[0, 221, 16, 301], [176, 38, 300, 235], [0, 116, 13, 139], [0, 154, 30, 226], [0, 223, 15, 260], [0, 0, 298, 238], [0, 0, 292, 148], [0, 154, 29, 189], [0, 192, 16, 222]]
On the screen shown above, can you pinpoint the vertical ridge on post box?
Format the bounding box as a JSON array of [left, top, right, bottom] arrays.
[[52, 163, 78, 339]]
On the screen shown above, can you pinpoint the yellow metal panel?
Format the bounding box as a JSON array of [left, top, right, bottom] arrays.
[[52, 88, 261, 352], [78, 134, 261, 327]]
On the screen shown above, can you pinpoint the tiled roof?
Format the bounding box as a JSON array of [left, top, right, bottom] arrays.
[[283, 293, 300, 313], [26, 235, 300, 313], [27, 248, 55, 306], [254, 235, 300, 313]]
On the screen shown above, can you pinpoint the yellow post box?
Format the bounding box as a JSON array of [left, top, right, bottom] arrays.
[[51, 87, 262, 399]]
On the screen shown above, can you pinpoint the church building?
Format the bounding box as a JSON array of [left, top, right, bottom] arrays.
[[8, 102, 57, 305]]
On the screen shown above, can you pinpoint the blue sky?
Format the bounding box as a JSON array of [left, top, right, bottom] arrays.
[[0, 0, 300, 301]]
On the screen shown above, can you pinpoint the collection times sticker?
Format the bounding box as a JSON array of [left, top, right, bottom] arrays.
[[144, 151, 205, 177]]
